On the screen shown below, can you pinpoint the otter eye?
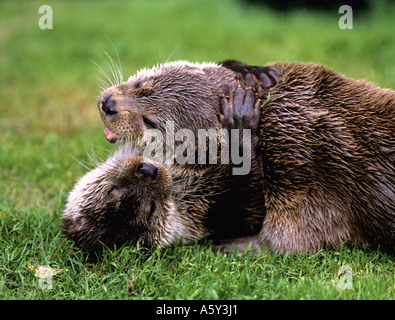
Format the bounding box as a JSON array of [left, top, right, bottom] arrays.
[[143, 117, 156, 129], [135, 87, 155, 97], [132, 81, 155, 97], [149, 202, 156, 215], [109, 185, 118, 193]]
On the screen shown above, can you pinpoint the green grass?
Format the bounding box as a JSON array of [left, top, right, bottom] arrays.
[[0, 0, 394, 300]]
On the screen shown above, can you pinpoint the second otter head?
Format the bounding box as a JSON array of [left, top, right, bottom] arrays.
[[62, 152, 173, 252]]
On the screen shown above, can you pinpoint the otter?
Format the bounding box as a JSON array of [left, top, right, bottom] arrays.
[[62, 88, 266, 252], [98, 60, 279, 151], [92, 59, 395, 254], [65, 57, 395, 255], [62, 150, 176, 252]]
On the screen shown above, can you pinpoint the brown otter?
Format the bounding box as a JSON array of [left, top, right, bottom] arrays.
[[92, 59, 394, 254], [97, 60, 279, 151], [62, 149, 200, 252], [62, 88, 266, 252]]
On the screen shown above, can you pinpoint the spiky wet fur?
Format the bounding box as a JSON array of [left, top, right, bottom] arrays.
[[66, 58, 394, 254]]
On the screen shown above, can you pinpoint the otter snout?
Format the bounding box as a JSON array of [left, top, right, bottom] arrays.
[[101, 94, 118, 116]]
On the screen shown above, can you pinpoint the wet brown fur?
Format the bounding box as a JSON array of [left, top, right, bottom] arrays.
[[66, 60, 394, 254], [254, 62, 395, 253]]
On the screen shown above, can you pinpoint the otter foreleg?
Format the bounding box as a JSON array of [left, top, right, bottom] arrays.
[[216, 75, 265, 253]]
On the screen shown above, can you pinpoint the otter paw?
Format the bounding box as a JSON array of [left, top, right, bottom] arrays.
[[219, 86, 261, 133], [220, 59, 280, 92]]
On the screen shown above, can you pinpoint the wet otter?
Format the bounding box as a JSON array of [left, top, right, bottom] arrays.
[[97, 60, 279, 150], [62, 150, 217, 252], [62, 149, 175, 252], [93, 60, 394, 254]]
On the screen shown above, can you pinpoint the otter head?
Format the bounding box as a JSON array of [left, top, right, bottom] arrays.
[[98, 60, 237, 146], [62, 150, 173, 252]]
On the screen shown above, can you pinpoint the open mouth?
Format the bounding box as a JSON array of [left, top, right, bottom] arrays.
[[104, 127, 119, 144]]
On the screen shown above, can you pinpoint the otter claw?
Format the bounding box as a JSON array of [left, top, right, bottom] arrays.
[[219, 87, 261, 133]]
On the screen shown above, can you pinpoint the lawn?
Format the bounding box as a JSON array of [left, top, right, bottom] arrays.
[[0, 0, 394, 301]]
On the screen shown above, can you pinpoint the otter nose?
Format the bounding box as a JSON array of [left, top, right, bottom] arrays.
[[136, 162, 158, 180], [101, 94, 118, 116]]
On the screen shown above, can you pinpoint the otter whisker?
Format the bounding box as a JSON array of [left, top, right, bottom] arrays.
[[86, 151, 104, 169], [103, 51, 122, 86], [170, 195, 197, 206], [112, 46, 124, 84], [164, 48, 176, 65], [95, 76, 111, 91], [104, 50, 124, 85], [107, 38, 124, 84], [90, 58, 116, 89], [69, 154, 93, 171]]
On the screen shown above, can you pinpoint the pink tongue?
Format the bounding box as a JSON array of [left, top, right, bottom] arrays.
[[104, 128, 118, 144]]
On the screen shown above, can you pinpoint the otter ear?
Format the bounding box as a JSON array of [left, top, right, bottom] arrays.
[[187, 67, 205, 75], [199, 64, 226, 82]]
